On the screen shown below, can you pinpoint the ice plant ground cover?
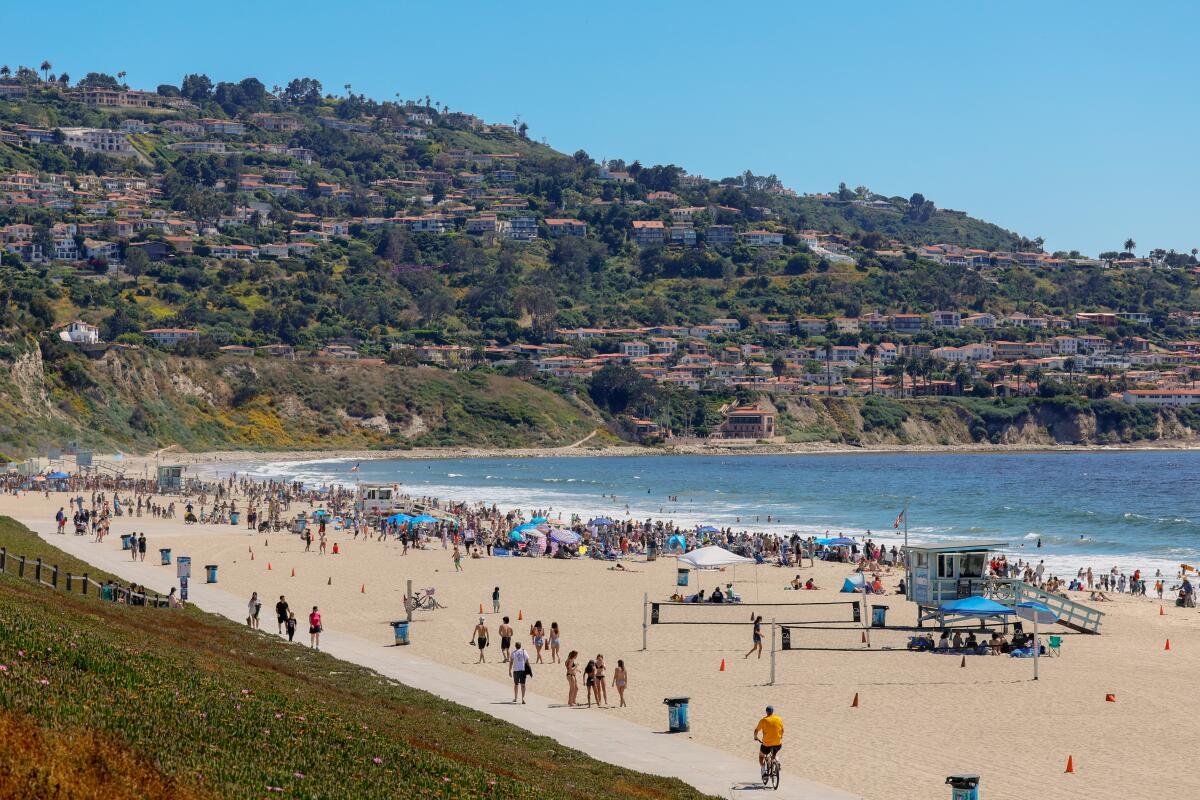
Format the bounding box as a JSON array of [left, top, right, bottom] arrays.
[[0, 519, 709, 799]]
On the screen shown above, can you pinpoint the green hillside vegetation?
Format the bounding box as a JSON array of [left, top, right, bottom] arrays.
[[0, 517, 709, 800]]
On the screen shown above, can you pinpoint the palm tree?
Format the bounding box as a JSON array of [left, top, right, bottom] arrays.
[[1123, 238, 1136, 255], [1011, 363, 1025, 395], [1063, 357, 1076, 389], [822, 342, 833, 392], [0, 66, 11, 80], [951, 363, 969, 396], [891, 356, 908, 397], [117, 70, 127, 88], [1027, 367, 1044, 395], [905, 358, 921, 397], [344, 83, 352, 96], [40, 60, 51, 82], [864, 343, 879, 395]]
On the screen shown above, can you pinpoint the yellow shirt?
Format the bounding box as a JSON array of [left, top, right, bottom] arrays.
[[755, 714, 784, 746]]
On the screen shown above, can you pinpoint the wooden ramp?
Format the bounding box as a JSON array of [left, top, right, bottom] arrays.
[[985, 579, 1104, 634]]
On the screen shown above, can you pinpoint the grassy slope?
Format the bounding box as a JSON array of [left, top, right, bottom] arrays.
[[2, 344, 599, 455], [0, 518, 709, 799]]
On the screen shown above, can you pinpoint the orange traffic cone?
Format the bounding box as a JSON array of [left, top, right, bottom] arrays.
[[327, 576, 332, 585], [1105, 693, 1116, 702], [719, 658, 726, 672], [250, 551, 255, 560], [264, 539, 268, 547], [1160, 605, 1165, 615], [1165, 639, 1171, 651], [291, 567, 295, 577], [361, 583, 365, 594], [960, 655, 967, 668], [518, 609, 523, 621], [851, 692, 859, 708], [861, 631, 867, 644], [267, 562, 272, 571], [480, 603, 484, 614], [1065, 755, 1074, 774]]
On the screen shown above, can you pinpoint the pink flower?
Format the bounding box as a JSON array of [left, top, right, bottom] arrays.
[[17, 650, 24, 657], [293, 772, 304, 779], [442, 776, 451, 782], [266, 787, 282, 793], [297, 716, 306, 721], [274, 713, 283, 719], [372, 757, 383, 765], [0, 665, 8, 672], [241, 689, 251, 695], [199, 712, 208, 718], [36, 679, 49, 685]]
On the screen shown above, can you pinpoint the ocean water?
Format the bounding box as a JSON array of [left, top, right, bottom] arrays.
[[216, 451, 1200, 578]]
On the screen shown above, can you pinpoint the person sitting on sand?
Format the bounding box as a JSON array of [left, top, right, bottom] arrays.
[[952, 631, 964, 651], [1090, 590, 1111, 602], [966, 632, 979, 650], [710, 586, 725, 603], [989, 632, 1004, 655], [790, 575, 804, 590], [804, 578, 817, 590], [936, 631, 950, 651]]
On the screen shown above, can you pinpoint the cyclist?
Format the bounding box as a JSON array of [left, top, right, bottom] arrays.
[[754, 704, 784, 779]]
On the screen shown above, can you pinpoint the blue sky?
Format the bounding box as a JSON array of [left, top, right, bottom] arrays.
[[5, 1, 1198, 255]]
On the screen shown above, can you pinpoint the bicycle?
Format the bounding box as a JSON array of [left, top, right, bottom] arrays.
[[761, 750, 781, 791]]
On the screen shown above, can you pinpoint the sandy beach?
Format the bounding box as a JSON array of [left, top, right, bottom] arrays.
[[3, 484, 1197, 800]]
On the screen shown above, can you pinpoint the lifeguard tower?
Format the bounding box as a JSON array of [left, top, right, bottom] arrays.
[[905, 540, 1104, 634], [156, 465, 184, 493]]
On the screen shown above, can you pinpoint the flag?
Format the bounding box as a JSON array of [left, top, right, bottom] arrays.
[[892, 509, 905, 529], [350, 463, 360, 473]]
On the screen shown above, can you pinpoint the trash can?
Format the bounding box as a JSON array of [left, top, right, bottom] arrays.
[[120, 534, 133, 551], [946, 774, 979, 800], [677, 568, 690, 587], [871, 604, 889, 628], [204, 564, 219, 584], [159, 548, 172, 566], [663, 697, 690, 733], [230, 511, 240, 525], [391, 620, 410, 645]]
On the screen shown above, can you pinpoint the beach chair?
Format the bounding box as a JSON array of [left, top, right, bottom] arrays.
[[1047, 635, 1062, 657]]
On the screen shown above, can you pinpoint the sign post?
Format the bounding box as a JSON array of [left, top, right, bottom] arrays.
[[769, 618, 776, 685]]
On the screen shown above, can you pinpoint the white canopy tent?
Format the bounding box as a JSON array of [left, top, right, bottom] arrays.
[[677, 545, 754, 569]]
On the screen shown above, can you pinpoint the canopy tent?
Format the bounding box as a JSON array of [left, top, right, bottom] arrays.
[[677, 545, 753, 569], [385, 514, 411, 525], [409, 514, 438, 524], [937, 596, 1015, 617], [46, 471, 70, 480], [840, 573, 867, 593], [826, 537, 856, 546], [696, 525, 720, 534]]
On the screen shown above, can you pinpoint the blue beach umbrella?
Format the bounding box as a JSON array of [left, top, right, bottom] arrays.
[[549, 529, 581, 545], [589, 517, 615, 526], [697, 525, 719, 533], [385, 514, 411, 524], [47, 471, 70, 480], [827, 537, 856, 546], [530, 517, 548, 524], [410, 514, 438, 524]]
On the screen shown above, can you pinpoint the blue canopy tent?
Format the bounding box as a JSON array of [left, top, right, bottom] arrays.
[[410, 514, 438, 524], [666, 534, 687, 552], [385, 514, 411, 525], [840, 573, 867, 593], [696, 525, 719, 534], [47, 471, 70, 480], [937, 596, 1016, 628]]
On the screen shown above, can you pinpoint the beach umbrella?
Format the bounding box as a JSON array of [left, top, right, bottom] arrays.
[[515, 522, 540, 531], [410, 514, 438, 524], [549, 529, 581, 545], [508, 530, 526, 543], [530, 517, 548, 524], [312, 509, 332, 518], [1016, 601, 1058, 681], [697, 525, 720, 534], [827, 537, 856, 546], [47, 471, 70, 480], [385, 514, 410, 524], [677, 545, 753, 569], [589, 517, 615, 526], [667, 534, 687, 552]]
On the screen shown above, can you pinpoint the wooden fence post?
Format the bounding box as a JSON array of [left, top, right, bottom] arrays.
[[0, 546, 6, 572], [66, 573, 73, 592], [52, 565, 58, 589], [82, 572, 89, 595], [19, 555, 26, 578]]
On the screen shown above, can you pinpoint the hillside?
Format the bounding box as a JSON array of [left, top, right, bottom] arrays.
[[0, 339, 599, 455], [0, 518, 709, 799]]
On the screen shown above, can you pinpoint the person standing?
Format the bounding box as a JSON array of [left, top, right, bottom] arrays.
[[309, 606, 322, 650], [498, 616, 513, 663], [275, 595, 289, 634], [549, 622, 561, 663], [56, 507, 66, 534], [285, 610, 298, 642], [248, 592, 262, 629], [594, 654, 608, 707], [565, 650, 580, 706], [509, 642, 530, 704], [492, 585, 501, 613], [452, 545, 463, 572], [531, 620, 545, 663]]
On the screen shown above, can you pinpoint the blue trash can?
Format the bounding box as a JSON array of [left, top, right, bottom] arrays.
[[159, 548, 172, 565], [230, 511, 240, 525], [946, 774, 979, 800], [871, 604, 889, 628], [663, 697, 690, 733], [204, 564, 219, 584], [677, 568, 690, 587], [120, 534, 133, 551], [391, 620, 410, 645]]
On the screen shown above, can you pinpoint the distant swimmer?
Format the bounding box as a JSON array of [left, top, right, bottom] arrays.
[[1037, 537, 1042, 548]]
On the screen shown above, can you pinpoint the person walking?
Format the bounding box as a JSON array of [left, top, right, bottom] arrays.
[[509, 642, 530, 704], [498, 616, 513, 663], [471, 616, 489, 663], [137, 532, 147, 562], [531, 620, 545, 663], [549, 622, 561, 663], [613, 659, 628, 707], [452, 545, 463, 572], [275, 595, 289, 634], [744, 615, 764, 659], [309, 606, 322, 650], [285, 610, 297, 642]]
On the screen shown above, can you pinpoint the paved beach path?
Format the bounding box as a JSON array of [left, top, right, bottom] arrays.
[[21, 516, 858, 800]]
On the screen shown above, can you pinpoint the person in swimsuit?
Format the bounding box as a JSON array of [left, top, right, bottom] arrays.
[[531, 620, 545, 663], [471, 616, 489, 663], [583, 659, 596, 707], [309, 606, 322, 650], [498, 616, 513, 663], [613, 659, 628, 707], [594, 654, 608, 707], [745, 615, 764, 659], [565, 650, 580, 706], [549, 622, 561, 663]]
